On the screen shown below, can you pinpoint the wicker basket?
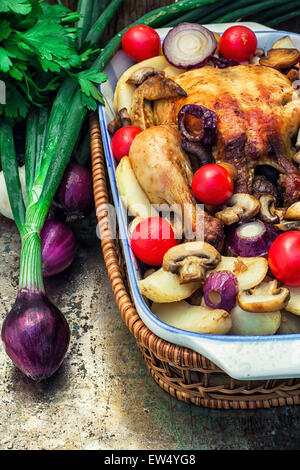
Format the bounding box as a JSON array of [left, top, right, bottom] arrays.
[[89, 112, 300, 409]]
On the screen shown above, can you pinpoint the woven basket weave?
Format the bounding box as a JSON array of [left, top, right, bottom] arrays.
[[89, 112, 300, 409]]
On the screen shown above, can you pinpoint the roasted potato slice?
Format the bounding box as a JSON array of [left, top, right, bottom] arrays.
[[209, 256, 269, 291], [115, 156, 155, 219], [272, 35, 296, 49], [138, 268, 201, 303], [278, 310, 300, 334], [230, 304, 281, 336], [284, 286, 300, 315], [151, 300, 232, 335]]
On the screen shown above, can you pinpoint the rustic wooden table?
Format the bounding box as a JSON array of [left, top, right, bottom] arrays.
[[1, 0, 300, 451]]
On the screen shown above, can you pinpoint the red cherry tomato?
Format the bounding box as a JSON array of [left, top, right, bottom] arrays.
[[268, 231, 300, 287], [122, 25, 161, 62], [219, 26, 257, 62], [192, 164, 234, 206], [131, 217, 178, 266], [111, 126, 142, 161]]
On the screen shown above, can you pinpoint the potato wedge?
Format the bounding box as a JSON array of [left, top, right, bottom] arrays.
[[278, 310, 300, 334], [114, 55, 183, 113], [115, 156, 155, 219], [138, 268, 201, 303], [230, 304, 281, 336], [272, 35, 296, 49], [151, 300, 232, 335], [284, 286, 300, 315], [209, 256, 269, 291]]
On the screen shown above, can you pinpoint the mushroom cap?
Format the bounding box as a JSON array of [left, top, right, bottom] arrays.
[[127, 67, 163, 86], [215, 193, 261, 225], [162, 241, 221, 284], [238, 279, 290, 313], [275, 220, 300, 231], [259, 48, 300, 70], [259, 194, 280, 224]]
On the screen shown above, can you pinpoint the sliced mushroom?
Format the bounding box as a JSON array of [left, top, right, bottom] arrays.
[[286, 68, 299, 82], [107, 115, 121, 134], [162, 241, 221, 284], [249, 55, 260, 65], [250, 48, 264, 65], [151, 300, 232, 335], [258, 194, 280, 224], [127, 67, 162, 86], [130, 74, 187, 129], [254, 47, 265, 57], [259, 48, 300, 70], [108, 107, 132, 134], [118, 107, 132, 127], [215, 193, 261, 226], [275, 220, 300, 231], [238, 279, 290, 313], [285, 201, 300, 220]]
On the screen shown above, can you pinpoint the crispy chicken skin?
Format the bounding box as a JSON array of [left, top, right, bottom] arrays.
[[154, 65, 300, 205], [129, 124, 224, 250]]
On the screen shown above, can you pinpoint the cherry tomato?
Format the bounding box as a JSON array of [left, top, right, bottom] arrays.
[[268, 231, 300, 287], [122, 25, 161, 62], [192, 164, 234, 206], [131, 217, 178, 266], [219, 26, 257, 62], [111, 126, 142, 161]]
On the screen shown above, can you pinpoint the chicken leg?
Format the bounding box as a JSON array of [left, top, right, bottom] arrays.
[[128, 124, 224, 251]]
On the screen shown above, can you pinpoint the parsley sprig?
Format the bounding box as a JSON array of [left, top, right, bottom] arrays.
[[0, 0, 107, 119]]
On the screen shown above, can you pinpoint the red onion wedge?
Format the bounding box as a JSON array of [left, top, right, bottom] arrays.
[[203, 271, 238, 312], [227, 220, 279, 257], [162, 23, 217, 69], [178, 104, 217, 146]]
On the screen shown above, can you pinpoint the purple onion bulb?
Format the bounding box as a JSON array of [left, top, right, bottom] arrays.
[[41, 220, 77, 277], [56, 162, 94, 215], [1, 291, 70, 381], [203, 271, 238, 312]]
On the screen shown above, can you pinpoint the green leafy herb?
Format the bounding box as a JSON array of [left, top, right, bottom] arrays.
[[0, 0, 107, 119], [0, 0, 32, 15]]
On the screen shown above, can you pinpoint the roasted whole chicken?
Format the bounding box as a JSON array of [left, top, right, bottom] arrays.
[[154, 64, 300, 206], [116, 62, 300, 252]]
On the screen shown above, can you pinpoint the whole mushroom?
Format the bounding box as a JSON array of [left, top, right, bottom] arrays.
[[162, 241, 221, 285]]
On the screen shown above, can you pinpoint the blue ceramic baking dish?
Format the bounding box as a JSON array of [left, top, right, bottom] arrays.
[[98, 23, 300, 380]]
